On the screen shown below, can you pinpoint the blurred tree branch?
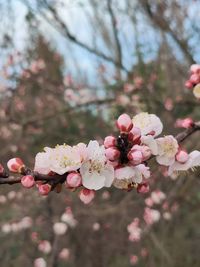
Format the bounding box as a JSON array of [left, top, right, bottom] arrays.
[[140, 0, 195, 64]]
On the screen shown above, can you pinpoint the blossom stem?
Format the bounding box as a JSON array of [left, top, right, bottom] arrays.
[[0, 121, 200, 186]]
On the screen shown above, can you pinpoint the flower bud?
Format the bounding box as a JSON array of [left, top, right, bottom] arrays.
[[66, 172, 82, 188], [0, 164, 4, 175], [79, 188, 95, 204], [128, 150, 143, 165], [141, 146, 152, 161], [7, 158, 25, 173], [105, 147, 120, 161], [128, 127, 141, 143], [190, 74, 200, 84], [176, 150, 189, 163], [185, 80, 193, 89], [38, 184, 51, 195], [104, 136, 116, 148], [175, 118, 194, 128], [137, 183, 149, 193], [116, 113, 133, 132], [21, 175, 35, 188], [190, 64, 200, 74]]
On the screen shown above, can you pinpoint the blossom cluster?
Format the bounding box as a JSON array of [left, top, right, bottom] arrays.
[[2, 112, 200, 204], [185, 64, 200, 99], [127, 189, 179, 265]]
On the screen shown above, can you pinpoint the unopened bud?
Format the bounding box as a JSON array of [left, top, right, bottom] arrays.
[[21, 175, 35, 188], [105, 147, 120, 161], [66, 172, 82, 188], [104, 136, 116, 148], [116, 113, 133, 132], [38, 184, 51, 196], [7, 158, 25, 173]]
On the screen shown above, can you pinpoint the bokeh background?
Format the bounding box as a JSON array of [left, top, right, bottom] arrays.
[[0, 0, 200, 266]]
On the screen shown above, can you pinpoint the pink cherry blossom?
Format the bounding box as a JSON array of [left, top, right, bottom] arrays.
[[156, 135, 178, 166], [144, 207, 160, 225], [132, 112, 163, 137], [80, 141, 114, 190], [127, 218, 142, 242], [116, 113, 133, 132], [7, 158, 24, 173], [53, 222, 68, 235], [38, 240, 52, 254], [168, 150, 200, 176], [79, 188, 95, 204], [59, 248, 70, 260]]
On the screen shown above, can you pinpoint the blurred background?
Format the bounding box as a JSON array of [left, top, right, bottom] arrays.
[[0, 0, 200, 266]]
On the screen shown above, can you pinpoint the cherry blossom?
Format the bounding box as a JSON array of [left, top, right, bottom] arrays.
[[34, 258, 47, 267], [132, 112, 163, 137], [80, 141, 114, 190], [53, 222, 68, 235], [143, 207, 161, 225], [38, 240, 52, 254], [156, 135, 179, 166], [168, 150, 200, 176], [127, 218, 142, 242]]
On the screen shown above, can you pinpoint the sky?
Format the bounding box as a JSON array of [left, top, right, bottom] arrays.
[[1, 0, 200, 85]]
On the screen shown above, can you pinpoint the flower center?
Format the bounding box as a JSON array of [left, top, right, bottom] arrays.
[[89, 160, 103, 173]]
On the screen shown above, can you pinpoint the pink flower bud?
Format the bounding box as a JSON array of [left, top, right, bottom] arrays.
[[116, 113, 133, 132], [128, 127, 141, 142], [104, 136, 116, 148], [66, 172, 82, 188], [38, 184, 51, 196], [130, 255, 138, 265], [175, 118, 194, 128], [79, 188, 95, 204], [105, 147, 120, 161], [137, 183, 149, 193], [128, 150, 143, 165], [176, 150, 189, 163], [141, 146, 152, 161], [21, 175, 35, 188], [190, 64, 200, 74], [7, 158, 25, 173], [190, 74, 200, 84], [0, 164, 4, 174], [185, 80, 193, 89]]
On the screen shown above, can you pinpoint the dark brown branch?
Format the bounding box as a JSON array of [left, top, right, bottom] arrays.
[[1, 121, 200, 186]]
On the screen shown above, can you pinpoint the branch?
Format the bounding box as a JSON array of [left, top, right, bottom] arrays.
[[20, 0, 129, 73], [140, 0, 195, 64], [0, 169, 65, 186], [20, 98, 115, 127], [1, 121, 200, 186], [107, 0, 123, 76]]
